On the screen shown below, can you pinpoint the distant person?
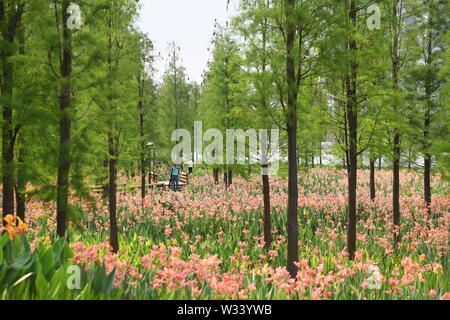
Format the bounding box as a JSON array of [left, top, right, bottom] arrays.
[[169, 164, 181, 191], [188, 160, 194, 175]]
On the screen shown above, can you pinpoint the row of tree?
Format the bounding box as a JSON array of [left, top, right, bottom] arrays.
[[197, 0, 449, 277], [0, 0, 161, 252], [1, 0, 448, 277]]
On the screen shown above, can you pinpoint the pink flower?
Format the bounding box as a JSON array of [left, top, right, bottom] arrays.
[[440, 292, 450, 300], [428, 289, 437, 298]]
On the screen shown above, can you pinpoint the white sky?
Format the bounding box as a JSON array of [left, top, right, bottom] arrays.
[[137, 0, 239, 84]]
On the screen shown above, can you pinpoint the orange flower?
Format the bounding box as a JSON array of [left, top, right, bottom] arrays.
[[3, 214, 28, 240], [6, 225, 18, 240], [4, 214, 15, 225], [17, 217, 27, 232]]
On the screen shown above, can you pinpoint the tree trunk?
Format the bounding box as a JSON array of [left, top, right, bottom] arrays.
[[262, 166, 271, 250], [391, 0, 402, 250], [345, 0, 358, 261], [139, 104, 145, 199], [108, 135, 119, 253], [393, 133, 401, 250], [407, 149, 411, 170], [343, 106, 349, 174], [424, 154, 431, 214], [223, 170, 228, 187], [227, 169, 233, 186], [423, 12, 433, 217], [140, 151, 146, 198], [213, 168, 219, 184], [56, 0, 72, 237], [285, 0, 299, 278], [319, 142, 323, 168], [370, 158, 376, 201]]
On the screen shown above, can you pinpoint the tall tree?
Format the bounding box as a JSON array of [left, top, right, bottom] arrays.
[[137, 34, 154, 199], [198, 25, 247, 186], [92, 0, 141, 252], [409, 0, 448, 215], [321, 0, 387, 259], [235, 0, 281, 250], [0, 0, 25, 221], [55, 0, 73, 237], [383, 0, 418, 249]]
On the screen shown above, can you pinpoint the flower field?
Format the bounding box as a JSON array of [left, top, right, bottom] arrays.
[[1, 168, 449, 300]]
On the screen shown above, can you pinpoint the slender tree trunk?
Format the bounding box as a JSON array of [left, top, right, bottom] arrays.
[[319, 142, 323, 167], [260, 1, 271, 251], [262, 166, 271, 250], [343, 104, 349, 173], [285, 0, 299, 277], [105, 11, 119, 253], [423, 12, 433, 217], [393, 135, 401, 249], [346, 135, 357, 261], [407, 149, 411, 170], [108, 135, 119, 253], [213, 168, 219, 184], [227, 169, 232, 186], [140, 151, 146, 198], [139, 103, 145, 199], [424, 153, 431, 213], [391, 0, 401, 250], [346, 0, 358, 261], [223, 170, 228, 187], [370, 158, 376, 201], [56, 0, 72, 237]]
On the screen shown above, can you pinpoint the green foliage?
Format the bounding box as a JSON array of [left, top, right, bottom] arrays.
[[0, 234, 122, 299]]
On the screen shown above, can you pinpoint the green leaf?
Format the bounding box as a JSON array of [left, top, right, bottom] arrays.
[[103, 268, 116, 297], [12, 272, 33, 288]]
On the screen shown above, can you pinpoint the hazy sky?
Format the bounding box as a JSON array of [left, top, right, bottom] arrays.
[[137, 1, 238, 84]]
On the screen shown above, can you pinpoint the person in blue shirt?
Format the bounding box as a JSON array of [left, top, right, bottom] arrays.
[[170, 164, 181, 191]]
